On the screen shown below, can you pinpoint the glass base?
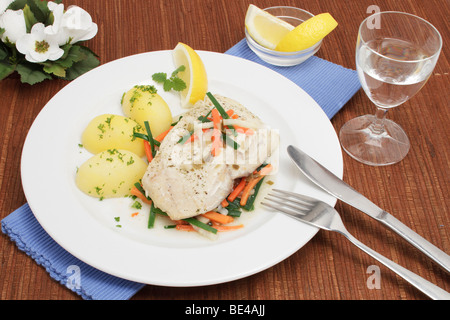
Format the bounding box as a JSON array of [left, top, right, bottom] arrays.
[[339, 115, 410, 166]]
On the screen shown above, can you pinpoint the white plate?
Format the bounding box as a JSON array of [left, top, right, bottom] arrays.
[[21, 50, 343, 287]]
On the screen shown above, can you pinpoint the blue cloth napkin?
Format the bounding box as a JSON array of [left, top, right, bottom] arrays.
[[1, 40, 360, 300], [226, 39, 361, 119], [1, 204, 145, 300]]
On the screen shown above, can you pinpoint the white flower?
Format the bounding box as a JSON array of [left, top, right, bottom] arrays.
[[44, 1, 65, 37], [16, 23, 64, 63], [0, 9, 27, 44], [0, 0, 15, 14], [45, 3, 98, 46], [63, 5, 98, 43]]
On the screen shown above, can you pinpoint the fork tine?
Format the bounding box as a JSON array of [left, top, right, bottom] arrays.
[[264, 195, 309, 213], [260, 199, 306, 218], [265, 193, 312, 211], [263, 189, 333, 228], [272, 189, 319, 206]]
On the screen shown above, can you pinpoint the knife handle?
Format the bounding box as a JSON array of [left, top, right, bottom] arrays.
[[379, 211, 450, 273], [344, 232, 450, 300]]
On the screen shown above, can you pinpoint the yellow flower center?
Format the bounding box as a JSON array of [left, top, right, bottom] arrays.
[[35, 40, 50, 53]]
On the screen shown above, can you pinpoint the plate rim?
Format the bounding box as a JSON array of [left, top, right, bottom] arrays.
[[20, 49, 343, 286]]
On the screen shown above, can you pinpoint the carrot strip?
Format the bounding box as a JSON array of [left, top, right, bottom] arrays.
[[228, 177, 246, 202], [173, 219, 189, 225], [184, 133, 198, 144], [226, 109, 234, 117], [258, 164, 273, 176], [233, 125, 247, 133], [143, 140, 153, 162], [212, 108, 221, 126], [176, 224, 195, 231], [131, 212, 139, 217], [155, 126, 173, 142], [201, 211, 234, 224], [245, 128, 254, 135], [232, 125, 254, 135], [240, 164, 273, 206], [214, 224, 244, 232], [240, 176, 264, 206], [130, 186, 152, 205], [221, 199, 229, 207], [211, 108, 222, 156]]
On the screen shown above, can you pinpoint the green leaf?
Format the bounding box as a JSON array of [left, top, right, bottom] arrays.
[[43, 62, 66, 77], [0, 44, 8, 61], [7, 0, 28, 10], [162, 79, 172, 91], [171, 65, 185, 77], [152, 72, 167, 83], [63, 46, 99, 80], [0, 61, 16, 80], [16, 63, 52, 85], [7, 0, 52, 24], [170, 76, 187, 91], [29, 0, 52, 24], [152, 67, 187, 92], [76, 44, 99, 58], [23, 5, 38, 33], [56, 45, 86, 69]]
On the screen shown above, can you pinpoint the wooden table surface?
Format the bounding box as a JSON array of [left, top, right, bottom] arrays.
[[1, 0, 448, 301]]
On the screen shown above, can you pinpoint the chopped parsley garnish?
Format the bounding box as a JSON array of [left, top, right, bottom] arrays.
[[131, 201, 142, 209], [97, 123, 105, 133], [134, 84, 157, 94]]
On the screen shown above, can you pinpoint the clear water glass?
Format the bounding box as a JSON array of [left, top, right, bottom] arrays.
[[339, 11, 442, 166]]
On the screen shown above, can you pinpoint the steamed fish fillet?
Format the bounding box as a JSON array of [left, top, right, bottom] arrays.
[[141, 94, 278, 220]]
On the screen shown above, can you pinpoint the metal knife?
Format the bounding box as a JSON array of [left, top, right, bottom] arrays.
[[287, 145, 450, 273]]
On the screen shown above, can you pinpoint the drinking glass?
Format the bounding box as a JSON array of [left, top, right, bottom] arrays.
[[339, 11, 442, 166]]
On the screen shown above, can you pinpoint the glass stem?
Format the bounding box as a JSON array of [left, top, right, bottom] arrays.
[[369, 107, 388, 135]]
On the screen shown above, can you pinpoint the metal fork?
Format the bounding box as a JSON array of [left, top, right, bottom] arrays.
[[261, 189, 450, 300]]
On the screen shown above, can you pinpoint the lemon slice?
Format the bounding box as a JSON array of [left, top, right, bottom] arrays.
[[245, 4, 295, 50], [275, 13, 338, 52], [172, 42, 208, 108]]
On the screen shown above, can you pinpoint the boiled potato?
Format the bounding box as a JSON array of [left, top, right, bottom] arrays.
[[82, 114, 145, 157], [76, 149, 147, 199], [121, 85, 172, 137]]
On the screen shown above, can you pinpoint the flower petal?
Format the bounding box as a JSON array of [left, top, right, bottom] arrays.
[[28, 47, 49, 63], [47, 46, 64, 61], [0, 0, 15, 15], [15, 33, 34, 55], [0, 9, 27, 43], [61, 6, 98, 44], [45, 2, 64, 35], [30, 23, 46, 38]]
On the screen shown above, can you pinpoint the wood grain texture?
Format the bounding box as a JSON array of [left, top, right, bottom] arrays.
[[1, 0, 448, 300]]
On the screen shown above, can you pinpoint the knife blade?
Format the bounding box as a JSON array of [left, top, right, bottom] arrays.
[[287, 145, 450, 273]]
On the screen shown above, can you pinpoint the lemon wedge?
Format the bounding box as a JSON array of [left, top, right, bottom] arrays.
[[275, 13, 338, 52], [172, 42, 208, 108], [245, 4, 295, 50]]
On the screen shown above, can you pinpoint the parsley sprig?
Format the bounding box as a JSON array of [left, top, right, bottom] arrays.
[[152, 65, 187, 92]]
